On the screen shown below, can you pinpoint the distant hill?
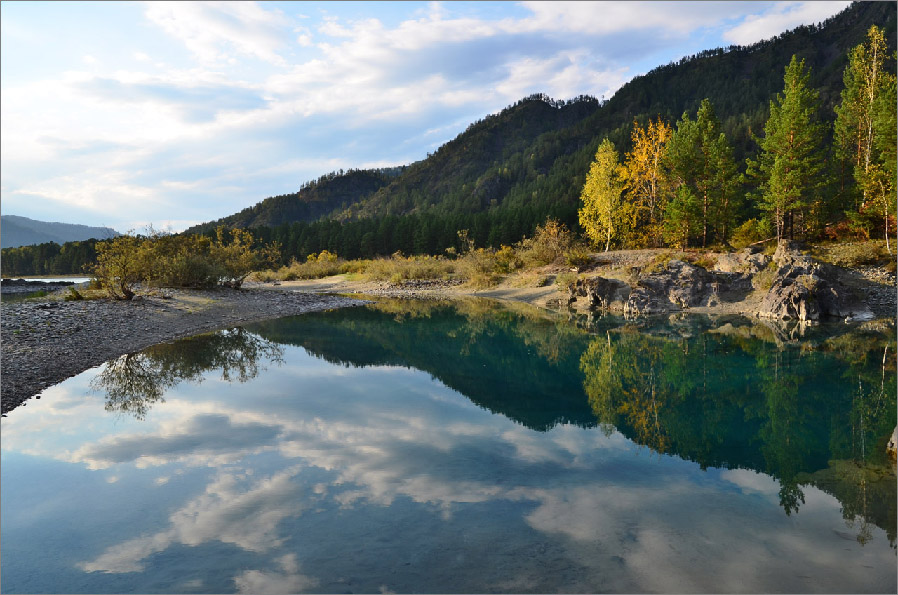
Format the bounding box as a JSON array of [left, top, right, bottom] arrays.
[[189, 1, 894, 258], [185, 167, 405, 234], [1, 215, 119, 249]]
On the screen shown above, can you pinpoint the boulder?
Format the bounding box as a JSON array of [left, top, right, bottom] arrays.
[[744, 252, 772, 274], [758, 276, 820, 321], [757, 244, 872, 322], [773, 239, 813, 268], [712, 249, 771, 274], [623, 260, 718, 317], [624, 287, 664, 317], [568, 277, 629, 311]]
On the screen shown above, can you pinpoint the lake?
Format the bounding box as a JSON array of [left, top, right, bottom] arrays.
[[1, 298, 895, 593]]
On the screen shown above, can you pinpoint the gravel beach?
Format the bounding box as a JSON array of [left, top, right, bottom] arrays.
[[1, 288, 365, 415]]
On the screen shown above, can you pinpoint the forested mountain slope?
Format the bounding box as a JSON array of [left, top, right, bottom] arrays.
[[189, 1, 893, 261], [343, 1, 894, 223], [6, 2, 893, 275], [186, 167, 403, 234]]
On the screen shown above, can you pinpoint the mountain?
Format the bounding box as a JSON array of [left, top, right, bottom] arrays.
[[1, 215, 119, 249], [188, 1, 894, 261], [186, 167, 404, 234]]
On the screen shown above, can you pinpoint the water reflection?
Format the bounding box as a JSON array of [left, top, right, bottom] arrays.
[[92, 329, 284, 419], [578, 319, 896, 538], [2, 299, 895, 594], [252, 301, 896, 538]]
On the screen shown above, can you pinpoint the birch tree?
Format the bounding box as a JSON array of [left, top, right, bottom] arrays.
[[579, 138, 631, 252]]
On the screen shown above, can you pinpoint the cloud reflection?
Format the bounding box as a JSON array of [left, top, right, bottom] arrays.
[[4, 319, 889, 592], [81, 465, 308, 573]]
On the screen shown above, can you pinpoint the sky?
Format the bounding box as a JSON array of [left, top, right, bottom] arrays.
[[0, 1, 852, 233]]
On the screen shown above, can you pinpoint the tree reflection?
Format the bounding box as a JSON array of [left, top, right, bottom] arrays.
[[90, 328, 284, 420], [580, 330, 671, 448], [579, 319, 896, 534]]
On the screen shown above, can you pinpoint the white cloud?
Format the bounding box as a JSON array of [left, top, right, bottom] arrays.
[[80, 466, 308, 573], [723, 1, 851, 46], [0, 1, 860, 231], [514, 1, 747, 35], [234, 554, 319, 594], [143, 1, 290, 65]]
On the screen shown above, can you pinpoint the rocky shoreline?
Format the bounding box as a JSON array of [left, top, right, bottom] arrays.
[[1, 289, 366, 415], [2, 243, 894, 417], [566, 242, 896, 321]]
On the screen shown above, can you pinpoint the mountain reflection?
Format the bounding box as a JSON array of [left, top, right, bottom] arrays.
[[248, 299, 896, 541], [91, 328, 284, 419]]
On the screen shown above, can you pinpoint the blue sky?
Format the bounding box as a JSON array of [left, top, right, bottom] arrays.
[[1, 1, 850, 233]]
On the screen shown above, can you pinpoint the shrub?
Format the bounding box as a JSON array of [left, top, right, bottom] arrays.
[[495, 245, 522, 273], [730, 218, 772, 250], [564, 244, 593, 270], [519, 219, 574, 266], [556, 271, 578, 288], [93, 234, 144, 300], [212, 227, 280, 289], [364, 254, 456, 283]]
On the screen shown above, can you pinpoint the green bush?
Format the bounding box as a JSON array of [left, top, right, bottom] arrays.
[[731, 218, 772, 250], [564, 244, 592, 269], [556, 271, 578, 288]]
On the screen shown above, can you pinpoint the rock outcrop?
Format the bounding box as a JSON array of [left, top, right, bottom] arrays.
[[757, 241, 872, 322], [566, 242, 881, 322], [568, 277, 629, 310], [624, 259, 733, 317]]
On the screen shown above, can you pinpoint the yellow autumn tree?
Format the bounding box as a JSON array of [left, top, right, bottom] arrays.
[[625, 117, 672, 247], [579, 138, 631, 252]]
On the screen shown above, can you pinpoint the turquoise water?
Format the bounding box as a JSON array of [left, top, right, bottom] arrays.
[[1, 299, 895, 593]]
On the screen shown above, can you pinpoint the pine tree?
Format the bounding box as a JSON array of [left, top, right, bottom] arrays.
[[579, 139, 631, 252], [664, 100, 738, 247], [695, 100, 739, 247], [747, 56, 828, 240], [664, 111, 702, 248]]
